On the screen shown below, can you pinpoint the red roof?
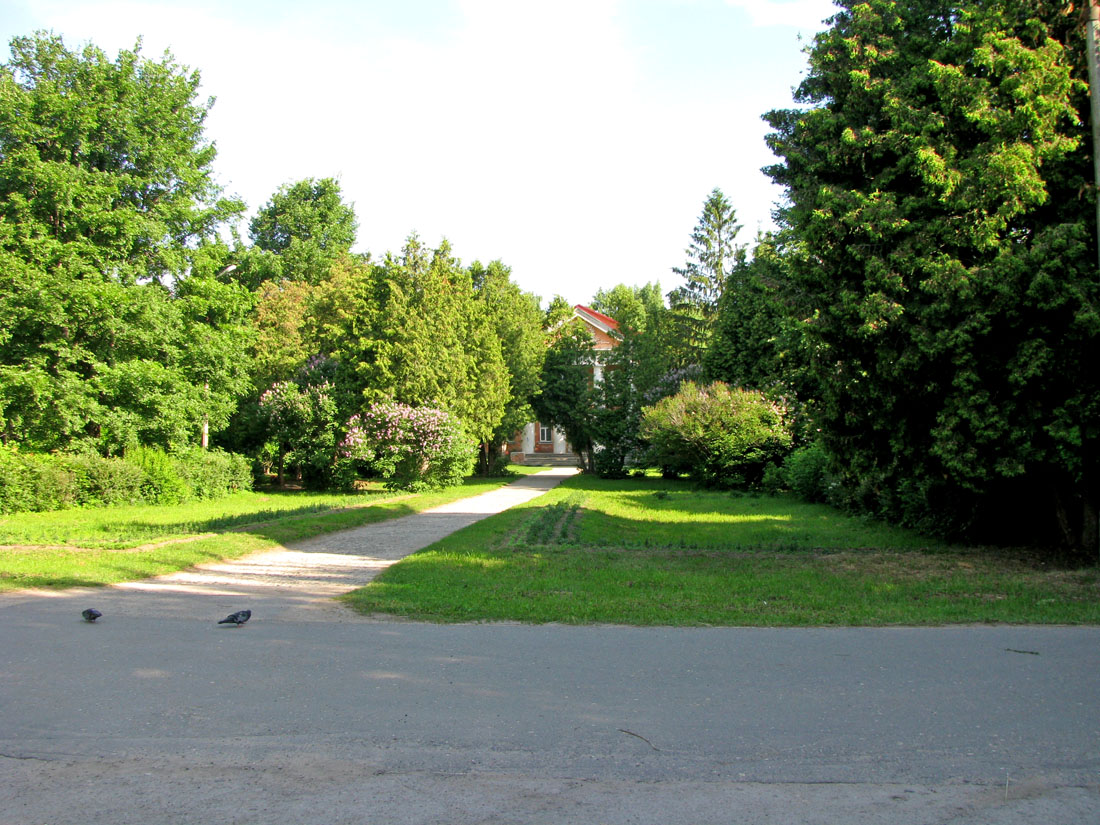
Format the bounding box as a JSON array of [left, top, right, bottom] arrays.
[[574, 304, 619, 330]]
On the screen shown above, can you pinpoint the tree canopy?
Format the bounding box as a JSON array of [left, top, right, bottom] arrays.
[[763, 0, 1099, 550], [240, 177, 360, 288], [0, 32, 250, 451]]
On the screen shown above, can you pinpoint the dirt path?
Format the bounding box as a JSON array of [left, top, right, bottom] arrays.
[[0, 467, 577, 623]]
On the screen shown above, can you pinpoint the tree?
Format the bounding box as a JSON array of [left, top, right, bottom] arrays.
[[543, 295, 576, 329], [532, 320, 600, 471], [764, 0, 1099, 551], [173, 273, 255, 449], [0, 33, 243, 282], [591, 282, 677, 403], [0, 33, 246, 451], [251, 279, 313, 390], [240, 177, 359, 288], [312, 235, 510, 454], [705, 232, 806, 402], [470, 260, 546, 472], [667, 188, 745, 367]]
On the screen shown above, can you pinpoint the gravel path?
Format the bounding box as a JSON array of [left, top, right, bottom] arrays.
[[0, 467, 577, 623]]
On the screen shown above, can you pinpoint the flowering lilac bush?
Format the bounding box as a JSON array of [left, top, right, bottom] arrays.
[[259, 381, 341, 486], [341, 401, 475, 491]]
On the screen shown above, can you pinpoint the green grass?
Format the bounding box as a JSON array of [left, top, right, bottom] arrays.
[[340, 474, 1100, 626], [0, 471, 538, 591]]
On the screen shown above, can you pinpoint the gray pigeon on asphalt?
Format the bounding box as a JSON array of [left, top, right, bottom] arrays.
[[81, 608, 102, 622], [217, 609, 251, 627]]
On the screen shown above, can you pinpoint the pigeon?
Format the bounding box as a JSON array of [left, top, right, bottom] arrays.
[[81, 608, 102, 622], [217, 609, 251, 627]]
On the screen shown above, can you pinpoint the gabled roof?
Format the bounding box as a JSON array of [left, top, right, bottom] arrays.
[[573, 304, 620, 334]]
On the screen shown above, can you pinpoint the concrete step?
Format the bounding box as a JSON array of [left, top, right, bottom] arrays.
[[510, 452, 583, 467]]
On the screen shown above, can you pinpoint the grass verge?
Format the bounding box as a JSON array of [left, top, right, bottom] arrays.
[[340, 474, 1100, 626], [0, 470, 540, 591]]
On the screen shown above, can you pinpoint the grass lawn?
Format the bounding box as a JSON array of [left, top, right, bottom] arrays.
[[0, 469, 543, 592], [340, 474, 1100, 626]]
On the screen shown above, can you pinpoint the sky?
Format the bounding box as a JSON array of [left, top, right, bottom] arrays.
[[2, 0, 838, 306]]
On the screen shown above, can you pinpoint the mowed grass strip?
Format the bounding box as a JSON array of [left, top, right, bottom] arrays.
[[341, 475, 1100, 626], [0, 471, 543, 591]]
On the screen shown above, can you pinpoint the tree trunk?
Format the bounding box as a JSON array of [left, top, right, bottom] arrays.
[[475, 441, 491, 475]]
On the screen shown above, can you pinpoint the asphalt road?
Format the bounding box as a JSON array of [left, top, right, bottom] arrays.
[[2, 618, 1097, 824]]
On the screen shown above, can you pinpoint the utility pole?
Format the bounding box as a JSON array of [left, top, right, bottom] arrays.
[[1086, 1, 1100, 270]]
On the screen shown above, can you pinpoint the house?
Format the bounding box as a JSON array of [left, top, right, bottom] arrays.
[[506, 304, 620, 466]]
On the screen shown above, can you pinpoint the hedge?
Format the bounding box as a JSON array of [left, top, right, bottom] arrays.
[[0, 446, 252, 514]]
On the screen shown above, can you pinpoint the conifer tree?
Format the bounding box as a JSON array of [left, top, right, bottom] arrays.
[[764, 0, 1099, 551], [667, 188, 744, 367]]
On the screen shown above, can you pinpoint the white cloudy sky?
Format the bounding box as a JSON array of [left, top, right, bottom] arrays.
[[2, 0, 837, 305]]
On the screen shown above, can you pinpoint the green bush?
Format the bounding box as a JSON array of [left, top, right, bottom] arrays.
[[0, 445, 253, 514], [172, 447, 253, 500], [123, 446, 190, 505], [0, 447, 30, 513], [259, 381, 342, 487], [783, 442, 832, 503], [639, 382, 792, 488], [0, 449, 76, 513], [760, 462, 787, 495], [59, 452, 146, 507]]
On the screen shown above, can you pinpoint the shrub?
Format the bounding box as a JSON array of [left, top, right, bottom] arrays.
[[482, 451, 516, 478], [0, 447, 31, 513], [123, 446, 189, 505], [259, 381, 342, 487], [0, 448, 75, 513], [0, 444, 253, 514], [639, 381, 792, 488], [172, 447, 253, 500], [341, 401, 475, 491], [783, 442, 831, 503], [760, 462, 787, 495], [59, 452, 146, 507]]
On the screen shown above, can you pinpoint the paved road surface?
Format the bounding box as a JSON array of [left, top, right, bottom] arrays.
[[1, 470, 1098, 824]]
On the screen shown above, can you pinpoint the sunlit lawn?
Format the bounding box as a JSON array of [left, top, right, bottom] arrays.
[[0, 470, 541, 591], [341, 474, 1100, 626]]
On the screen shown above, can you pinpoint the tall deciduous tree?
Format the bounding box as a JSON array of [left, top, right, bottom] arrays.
[[240, 177, 359, 289], [0, 32, 248, 451], [764, 0, 1099, 552]]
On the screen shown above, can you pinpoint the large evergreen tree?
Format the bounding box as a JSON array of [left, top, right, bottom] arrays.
[[705, 232, 803, 399], [470, 260, 546, 471], [764, 0, 1099, 551]]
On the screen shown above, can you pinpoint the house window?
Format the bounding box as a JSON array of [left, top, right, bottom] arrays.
[[539, 424, 552, 443]]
